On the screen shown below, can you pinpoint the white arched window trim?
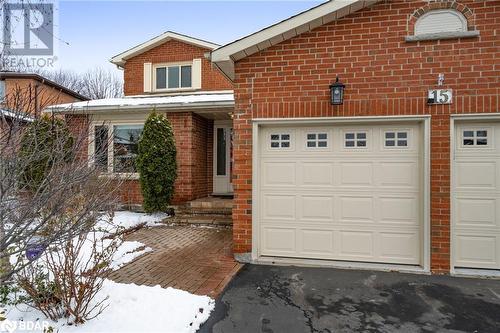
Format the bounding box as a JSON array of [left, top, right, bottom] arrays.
[[415, 9, 467, 35], [406, 9, 479, 42]]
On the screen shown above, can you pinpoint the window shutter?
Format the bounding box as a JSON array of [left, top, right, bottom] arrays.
[[143, 62, 152, 92], [192, 58, 202, 90]]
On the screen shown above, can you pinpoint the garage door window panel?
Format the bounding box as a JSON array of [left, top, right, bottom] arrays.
[[306, 133, 328, 148], [462, 129, 490, 147], [345, 132, 367, 148], [384, 131, 409, 148], [270, 133, 291, 149]]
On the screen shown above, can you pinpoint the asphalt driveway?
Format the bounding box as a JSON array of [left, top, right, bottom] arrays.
[[199, 264, 500, 333]]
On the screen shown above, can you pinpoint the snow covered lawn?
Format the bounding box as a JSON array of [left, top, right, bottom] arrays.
[[4, 280, 214, 333], [2, 211, 215, 333]]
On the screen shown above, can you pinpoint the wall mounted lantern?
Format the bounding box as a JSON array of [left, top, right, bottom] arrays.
[[330, 76, 345, 105]]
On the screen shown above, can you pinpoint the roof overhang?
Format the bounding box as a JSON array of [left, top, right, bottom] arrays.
[[110, 31, 220, 68], [211, 0, 381, 80], [44, 92, 235, 115]]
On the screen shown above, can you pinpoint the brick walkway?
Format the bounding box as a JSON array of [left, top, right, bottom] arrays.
[[108, 225, 242, 297]]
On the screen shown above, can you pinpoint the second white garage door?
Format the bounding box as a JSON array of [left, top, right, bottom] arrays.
[[453, 121, 500, 270], [257, 122, 423, 265]]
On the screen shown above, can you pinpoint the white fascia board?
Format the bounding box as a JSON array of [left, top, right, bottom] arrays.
[[45, 100, 235, 114], [110, 31, 220, 66]]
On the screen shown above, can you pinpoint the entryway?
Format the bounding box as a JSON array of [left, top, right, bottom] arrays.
[[213, 120, 233, 195]]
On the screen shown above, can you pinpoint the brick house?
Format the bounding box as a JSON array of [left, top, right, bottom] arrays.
[[47, 32, 235, 207], [49, 0, 499, 276], [210, 0, 499, 276], [0, 71, 88, 137]]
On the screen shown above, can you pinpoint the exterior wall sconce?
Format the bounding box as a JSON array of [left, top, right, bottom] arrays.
[[330, 76, 345, 105]]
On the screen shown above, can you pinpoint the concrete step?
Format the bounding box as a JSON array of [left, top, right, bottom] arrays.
[[175, 206, 232, 216], [170, 214, 232, 226]]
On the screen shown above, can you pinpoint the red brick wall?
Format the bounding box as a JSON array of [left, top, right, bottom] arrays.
[[231, 0, 500, 273], [123, 39, 233, 96], [65, 112, 213, 207]]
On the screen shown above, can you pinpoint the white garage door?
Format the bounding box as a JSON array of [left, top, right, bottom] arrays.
[[453, 122, 500, 270], [257, 122, 423, 265]]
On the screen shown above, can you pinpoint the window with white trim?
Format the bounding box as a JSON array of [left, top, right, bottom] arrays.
[[270, 133, 291, 148], [155, 64, 192, 90], [463, 129, 488, 147], [306, 133, 328, 148], [345, 132, 367, 148], [113, 125, 143, 173], [385, 131, 408, 147]]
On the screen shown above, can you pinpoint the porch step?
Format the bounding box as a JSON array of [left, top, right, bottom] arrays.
[[171, 196, 233, 226], [176, 206, 232, 216], [170, 214, 232, 226]]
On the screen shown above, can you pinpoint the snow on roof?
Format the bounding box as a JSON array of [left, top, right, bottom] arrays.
[[46, 91, 234, 113], [0, 108, 34, 122]]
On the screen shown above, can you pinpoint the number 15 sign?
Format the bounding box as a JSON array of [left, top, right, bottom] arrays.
[[428, 89, 453, 105]]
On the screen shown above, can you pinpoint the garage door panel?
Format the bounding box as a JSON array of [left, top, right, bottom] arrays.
[[379, 197, 419, 224], [261, 227, 297, 255], [340, 196, 374, 221], [379, 232, 420, 263], [301, 196, 334, 221], [258, 122, 423, 266], [262, 194, 296, 220], [455, 197, 497, 227], [455, 161, 496, 189], [378, 162, 417, 187], [300, 229, 335, 255], [301, 162, 334, 187], [454, 235, 498, 268], [339, 231, 374, 258], [340, 162, 373, 186], [261, 162, 296, 187]]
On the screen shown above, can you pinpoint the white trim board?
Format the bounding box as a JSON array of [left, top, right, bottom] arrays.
[[111, 31, 220, 67], [250, 115, 431, 273]]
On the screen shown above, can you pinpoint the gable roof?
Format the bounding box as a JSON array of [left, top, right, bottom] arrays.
[[211, 0, 381, 80], [110, 31, 220, 67]]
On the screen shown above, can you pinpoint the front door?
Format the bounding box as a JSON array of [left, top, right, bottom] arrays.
[[213, 121, 233, 194]]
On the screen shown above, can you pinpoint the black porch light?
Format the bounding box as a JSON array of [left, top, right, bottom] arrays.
[[330, 76, 345, 105]]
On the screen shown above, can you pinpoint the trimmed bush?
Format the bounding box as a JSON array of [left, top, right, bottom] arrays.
[[18, 115, 74, 192], [136, 112, 177, 213]]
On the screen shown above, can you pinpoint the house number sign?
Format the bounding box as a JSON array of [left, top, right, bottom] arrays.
[[428, 89, 452, 105]]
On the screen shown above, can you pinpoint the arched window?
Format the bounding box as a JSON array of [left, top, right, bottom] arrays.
[[415, 9, 467, 35]]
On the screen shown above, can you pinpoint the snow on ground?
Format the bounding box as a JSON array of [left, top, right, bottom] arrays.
[[110, 240, 152, 271], [3, 211, 215, 333], [4, 280, 214, 333], [100, 211, 169, 230]]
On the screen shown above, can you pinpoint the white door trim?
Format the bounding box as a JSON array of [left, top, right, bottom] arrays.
[[251, 115, 431, 273], [213, 120, 233, 195], [450, 113, 500, 277]]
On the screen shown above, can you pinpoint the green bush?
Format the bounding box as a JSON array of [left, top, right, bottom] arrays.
[[18, 116, 74, 192], [136, 112, 177, 213]]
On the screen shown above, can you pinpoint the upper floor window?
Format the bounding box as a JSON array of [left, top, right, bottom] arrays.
[[155, 64, 192, 90], [415, 9, 467, 36]]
